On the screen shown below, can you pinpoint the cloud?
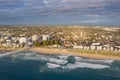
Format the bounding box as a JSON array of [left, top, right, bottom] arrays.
[[79, 20, 99, 23], [0, 0, 120, 25], [43, 0, 49, 4], [0, 0, 120, 17]]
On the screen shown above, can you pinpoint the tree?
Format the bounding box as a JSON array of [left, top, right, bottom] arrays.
[[50, 40, 54, 45], [34, 41, 41, 47], [42, 40, 49, 46]]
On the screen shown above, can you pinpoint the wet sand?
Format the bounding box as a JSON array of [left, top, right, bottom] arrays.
[[0, 50, 14, 54], [0, 48, 25, 54]]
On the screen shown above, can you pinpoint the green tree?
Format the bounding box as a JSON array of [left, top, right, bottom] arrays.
[[42, 40, 49, 46], [34, 41, 41, 47], [50, 40, 54, 45]]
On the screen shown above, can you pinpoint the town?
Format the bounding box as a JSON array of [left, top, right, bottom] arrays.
[[0, 25, 120, 52]]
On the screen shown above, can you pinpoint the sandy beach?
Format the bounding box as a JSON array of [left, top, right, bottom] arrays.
[[29, 47, 120, 60]]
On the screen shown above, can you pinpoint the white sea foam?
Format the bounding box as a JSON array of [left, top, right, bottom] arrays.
[[0, 50, 22, 57], [58, 55, 70, 60], [75, 57, 83, 61], [21, 54, 48, 61], [87, 59, 114, 64], [21, 54, 68, 65], [75, 56, 114, 64], [62, 62, 110, 69], [46, 63, 61, 69], [24, 52, 36, 56], [48, 58, 68, 65]]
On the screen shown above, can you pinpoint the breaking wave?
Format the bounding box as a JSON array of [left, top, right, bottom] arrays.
[[46, 63, 61, 69], [75, 57, 114, 64], [57, 55, 70, 60], [62, 62, 110, 69], [0, 50, 23, 57], [48, 58, 68, 65]]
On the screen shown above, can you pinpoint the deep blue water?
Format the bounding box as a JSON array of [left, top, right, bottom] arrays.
[[0, 51, 120, 80]]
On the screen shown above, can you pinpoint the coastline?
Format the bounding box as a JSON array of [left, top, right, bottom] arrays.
[[28, 47, 120, 60], [0, 48, 25, 54], [0, 48, 26, 58], [0, 50, 14, 54]]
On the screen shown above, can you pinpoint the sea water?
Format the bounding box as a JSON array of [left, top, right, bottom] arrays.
[[0, 51, 120, 80]]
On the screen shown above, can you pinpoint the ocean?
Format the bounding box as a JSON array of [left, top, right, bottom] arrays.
[[0, 51, 120, 80]]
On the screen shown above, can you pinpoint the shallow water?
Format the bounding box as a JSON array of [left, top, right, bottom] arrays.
[[0, 51, 120, 80]]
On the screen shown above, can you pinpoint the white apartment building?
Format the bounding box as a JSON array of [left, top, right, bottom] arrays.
[[32, 35, 39, 41], [19, 37, 28, 44], [42, 35, 50, 41]]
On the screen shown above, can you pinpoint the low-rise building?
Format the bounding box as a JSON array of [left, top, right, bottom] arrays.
[[32, 35, 39, 42], [73, 45, 83, 49], [6, 39, 12, 47], [19, 37, 28, 44], [42, 35, 50, 41]]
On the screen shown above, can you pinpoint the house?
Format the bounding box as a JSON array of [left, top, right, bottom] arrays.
[[102, 44, 114, 51], [90, 43, 101, 50], [73, 45, 83, 49], [96, 46, 103, 50], [12, 37, 17, 41], [114, 46, 120, 52], [90, 45, 96, 50], [0, 38, 4, 46], [83, 46, 90, 50], [91, 43, 101, 46], [6, 39, 12, 47], [4, 35, 12, 40], [64, 43, 71, 48], [1, 43, 7, 47]]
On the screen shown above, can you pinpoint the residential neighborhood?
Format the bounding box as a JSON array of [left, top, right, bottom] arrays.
[[0, 25, 120, 52]]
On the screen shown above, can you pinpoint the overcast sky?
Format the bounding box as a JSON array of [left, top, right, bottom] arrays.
[[0, 0, 120, 26]]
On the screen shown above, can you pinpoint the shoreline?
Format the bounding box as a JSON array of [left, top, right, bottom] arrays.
[[28, 47, 120, 60], [0, 48, 25, 54], [0, 50, 14, 54]]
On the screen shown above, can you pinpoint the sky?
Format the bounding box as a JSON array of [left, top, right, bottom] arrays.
[[0, 0, 120, 26]]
